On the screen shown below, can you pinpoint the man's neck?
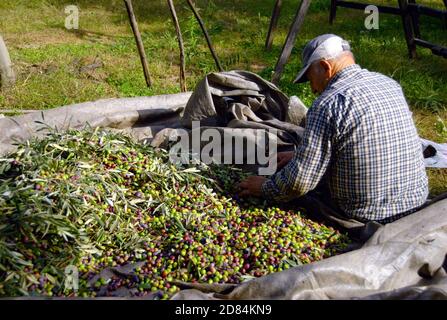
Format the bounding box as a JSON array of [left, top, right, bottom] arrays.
[[330, 61, 356, 79]]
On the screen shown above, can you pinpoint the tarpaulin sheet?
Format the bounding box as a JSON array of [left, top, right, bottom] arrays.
[[421, 138, 447, 169], [0, 70, 446, 300]]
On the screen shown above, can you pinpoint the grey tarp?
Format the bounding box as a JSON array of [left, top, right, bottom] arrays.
[[0, 92, 192, 156], [181, 70, 307, 146], [0, 70, 446, 299]]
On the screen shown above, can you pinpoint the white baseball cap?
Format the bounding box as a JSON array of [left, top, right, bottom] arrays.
[[294, 34, 351, 83]]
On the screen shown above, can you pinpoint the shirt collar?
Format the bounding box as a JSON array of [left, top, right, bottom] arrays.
[[326, 64, 361, 88]]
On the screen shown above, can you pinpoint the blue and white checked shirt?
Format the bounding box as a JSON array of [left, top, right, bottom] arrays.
[[262, 64, 429, 222]]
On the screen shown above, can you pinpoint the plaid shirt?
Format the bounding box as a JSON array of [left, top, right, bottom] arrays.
[[262, 64, 428, 222]]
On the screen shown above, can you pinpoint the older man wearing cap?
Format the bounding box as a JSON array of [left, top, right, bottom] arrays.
[[238, 34, 428, 225]]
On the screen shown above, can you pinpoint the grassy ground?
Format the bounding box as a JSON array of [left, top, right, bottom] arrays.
[[0, 0, 446, 195]]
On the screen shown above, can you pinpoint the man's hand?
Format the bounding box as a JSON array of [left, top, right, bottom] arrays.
[[277, 151, 294, 170], [237, 176, 268, 198]]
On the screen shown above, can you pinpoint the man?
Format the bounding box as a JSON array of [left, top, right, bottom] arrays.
[[238, 34, 428, 224]]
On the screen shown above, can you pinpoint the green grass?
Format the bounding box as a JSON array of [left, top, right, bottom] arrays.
[[0, 0, 446, 195]]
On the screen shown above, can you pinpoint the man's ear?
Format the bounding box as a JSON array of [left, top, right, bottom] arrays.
[[318, 60, 332, 75]]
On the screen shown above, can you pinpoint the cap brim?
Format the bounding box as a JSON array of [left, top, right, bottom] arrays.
[[293, 64, 311, 84]]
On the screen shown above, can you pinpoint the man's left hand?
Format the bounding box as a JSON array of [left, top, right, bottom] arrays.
[[237, 176, 268, 198]]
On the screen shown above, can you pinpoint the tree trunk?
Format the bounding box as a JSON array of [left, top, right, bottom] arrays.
[[186, 0, 223, 72], [265, 0, 282, 51], [0, 35, 16, 89], [167, 0, 187, 92], [271, 0, 311, 85], [124, 0, 152, 87]]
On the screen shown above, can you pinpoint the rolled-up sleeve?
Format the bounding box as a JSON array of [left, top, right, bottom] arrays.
[[261, 104, 333, 202]]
